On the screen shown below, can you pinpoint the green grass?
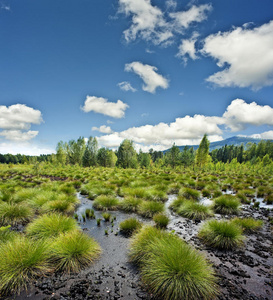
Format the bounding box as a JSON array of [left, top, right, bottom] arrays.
[[119, 218, 142, 236], [93, 195, 119, 211], [169, 196, 186, 210], [119, 197, 142, 212], [153, 213, 169, 229], [130, 226, 219, 300], [213, 195, 241, 215], [179, 187, 200, 201], [0, 225, 18, 244], [26, 213, 79, 239], [198, 219, 245, 250], [0, 202, 33, 225], [178, 201, 213, 220], [0, 236, 50, 295], [49, 230, 101, 273], [101, 212, 111, 222], [85, 208, 95, 219], [231, 218, 263, 233], [138, 200, 165, 218]]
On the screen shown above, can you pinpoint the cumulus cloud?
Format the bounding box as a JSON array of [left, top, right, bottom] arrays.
[[0, 142, 54, 155], [117, 81, 137, 92], [170, 4, 212, 31], [95, 98, 273, 151], [166, 0, 177, 10], [249, 131, 273, 140], [92, 125, 113, 134], [177, 32, 200, 63], [223, 99, 273, 131], [0, 104, 43, 142], [125, 61, 169, 93], [202, 20, 273, 89], [81, 96, 129, 118], [0, 130, 39, 142], [118, 0, 172, 45]]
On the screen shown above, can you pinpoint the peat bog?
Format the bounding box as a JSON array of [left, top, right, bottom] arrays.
[[0, 164, 272, 300]]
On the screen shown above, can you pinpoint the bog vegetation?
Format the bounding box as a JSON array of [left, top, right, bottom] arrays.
[[0, 134, 272, 298]]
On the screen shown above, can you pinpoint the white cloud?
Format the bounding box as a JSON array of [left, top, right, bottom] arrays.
[[81, 96, 129, 118], [0, 130, 39, 141], [0, 104, 43, 142], [117, 81, 137, 92], [1, 4, 10, 11], [125, 61, 169, 93], [170, 4, 212, 31], [92, 125, 113, 134], [118, 0, 172, 45], [223, 99, 273, 131], [0, 142, 54, 155], [0, 104, 43, 130], [166, 0, 177, 10], [177, 33, 199, 63], [97, 133, 124, 149], [202, 20, 273, 89], [249, 131, 273, 140]]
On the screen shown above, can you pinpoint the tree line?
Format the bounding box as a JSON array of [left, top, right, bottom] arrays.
[[1, 135, 273, 168]]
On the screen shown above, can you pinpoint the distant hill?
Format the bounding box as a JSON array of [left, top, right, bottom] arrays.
[[164, 136, 269, 153]]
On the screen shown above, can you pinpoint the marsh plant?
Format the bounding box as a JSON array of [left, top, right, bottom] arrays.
[[85, 208, 95, 219], [178, 201, 213, 220], [49, 230, 101, 273], [93, 195, 119, 211], [101, 212, 111, 222], [231, 217, 263, 233], [138, 200, 165, 218], [119, 218, 142, 236], [0, 202, 33, 226], [119, 197, 142, 213], [0, 236, 50, 295], [129, 226, 219, 300], [198, 219, 245, 250], [26, 213, 79, 239], [179, 187, 200, 201], [153, 213, 169, 229], [213, 195, 241, 215]]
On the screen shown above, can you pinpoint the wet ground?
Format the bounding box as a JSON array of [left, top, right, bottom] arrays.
[[8, 193, 273, 300]]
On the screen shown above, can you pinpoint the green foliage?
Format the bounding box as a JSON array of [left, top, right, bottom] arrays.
[[119, 197, 142, 212], [0, 225, 18, 244], [85, 209, 95, 219], [49, 230, 101, 273], [169, 196, 186, 210], [199, 219, 245, 250], [231, 218, 263, 233], [179, 187, 200, 201], [153, 213, 169, 229], [213, 194, 241, 215], [26, 213, 79, 239], [196, 134, 210, 166], [138, 201, 165, 218], [119, 218, 142, 236], [101, 212, 111, 222], [116, 139, 138, 168], [129, 226, 219, 300], [93, 195, 119, 211], [178, 201, 213, 220], [0, 202, 33, 225], [0, 236, 50, 295]]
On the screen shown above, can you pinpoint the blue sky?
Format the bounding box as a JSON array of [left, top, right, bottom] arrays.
[[0, 0, 273, 155]]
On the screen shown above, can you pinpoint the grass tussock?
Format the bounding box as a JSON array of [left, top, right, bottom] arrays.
[[198, 219, 245, 250], [0, 202, 33, 225], [119, 197, 142, 212], [213, 195, 241, 215], [178, 201, 213, 220], [119, 218, 142, 236], [0, 236, 50, 295], [231, 217, 263, 233], [153, 213, 169, 229], [49, 230, 101, 273], [138, 201, 165, 218], [179, 187, 200, 201], [26, 213, 79, 239], [129, 226, 219, 300], [93, 195, 119, 211]]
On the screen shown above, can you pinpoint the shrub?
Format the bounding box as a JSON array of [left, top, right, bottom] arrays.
[[231, 218, 263, 233], [0, 236, 50, 295], [26, 213, 79, 239], [0, 202, 33, 225], [119, 218, 142, 236], [198, 219, 245, 250], [178, 201, 213, 220], [138, 201, 165, 218], [119, 197, 142, 213], [49, 230, 101, 273], [93, 195, 119, 211], [213, 195, 241, 215], [153, 213, 169, 229], [130, 226, 219, 300]]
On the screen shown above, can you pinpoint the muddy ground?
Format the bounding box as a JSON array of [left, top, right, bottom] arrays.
[[7, 194, 273, 300]]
